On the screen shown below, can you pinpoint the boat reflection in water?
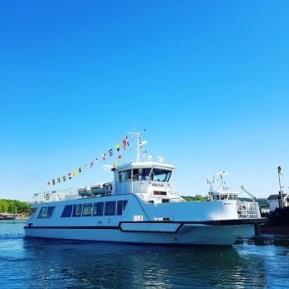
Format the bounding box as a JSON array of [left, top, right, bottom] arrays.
[[22, 239, 267, 289]]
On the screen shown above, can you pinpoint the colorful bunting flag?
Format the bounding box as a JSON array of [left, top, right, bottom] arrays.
[[47, 135, 130, 186], [115, 144, 120, 152], [122, 136, 129, 149], [122, 138, 127, 149]]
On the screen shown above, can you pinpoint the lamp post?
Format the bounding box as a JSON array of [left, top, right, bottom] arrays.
[[278, 166, 284, 209]]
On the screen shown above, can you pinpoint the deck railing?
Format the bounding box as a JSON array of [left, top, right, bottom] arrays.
[[32, 188, 79, 203], [237, 200, 261, 219]]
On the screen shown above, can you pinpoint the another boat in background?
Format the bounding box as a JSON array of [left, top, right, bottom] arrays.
[[0, 213, 17, 221], [261, 166, 289, 234]]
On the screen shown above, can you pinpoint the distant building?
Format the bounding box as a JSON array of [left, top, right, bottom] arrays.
[[267, 194, 289, 212], [0, 213, 17, 220]]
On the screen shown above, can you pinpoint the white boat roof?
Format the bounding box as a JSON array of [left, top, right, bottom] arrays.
[[116, 161, 175, 171]]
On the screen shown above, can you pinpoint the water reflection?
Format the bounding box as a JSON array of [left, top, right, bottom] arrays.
[[20, 239, 267, 289], [1, 222, 289, 289]]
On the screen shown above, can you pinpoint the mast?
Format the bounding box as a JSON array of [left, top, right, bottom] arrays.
[[128, 131, 142, 162], [277, 166, 284, 209]]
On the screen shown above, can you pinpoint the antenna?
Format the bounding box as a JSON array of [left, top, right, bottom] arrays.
[[127, 129, 147, 162], [277, 166, 284, 208]]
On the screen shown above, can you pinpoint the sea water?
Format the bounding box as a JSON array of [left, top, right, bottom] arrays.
[[0, 221, 289, 289]]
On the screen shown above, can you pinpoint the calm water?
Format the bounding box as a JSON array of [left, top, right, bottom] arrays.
[[0, 222, 289, 289]]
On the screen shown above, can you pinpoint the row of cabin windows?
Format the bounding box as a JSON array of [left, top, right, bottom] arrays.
[[61, 200, 128, 218], [37, 206, 55, 219], [213, 195, 237, 200], [118, 168, 172, 183]]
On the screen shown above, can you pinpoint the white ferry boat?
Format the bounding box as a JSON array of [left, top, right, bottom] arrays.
[[25, 137, 264, 246]]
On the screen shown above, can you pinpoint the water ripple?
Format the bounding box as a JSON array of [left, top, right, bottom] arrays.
[[1, 222, 289, 288]]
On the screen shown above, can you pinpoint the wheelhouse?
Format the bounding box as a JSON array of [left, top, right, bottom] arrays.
[[113, 161, 182, 204], [208, 191, 238, 201]]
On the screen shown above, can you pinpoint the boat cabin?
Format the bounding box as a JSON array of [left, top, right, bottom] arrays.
[[113, 161, 182, 204], [208, 190, 238, 201], [267, 193, 289, 212]]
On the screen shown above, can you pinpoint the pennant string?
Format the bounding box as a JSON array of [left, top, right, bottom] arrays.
[[47, 135, 130, 186]]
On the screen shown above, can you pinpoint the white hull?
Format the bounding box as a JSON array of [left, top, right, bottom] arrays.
[[24, 224, 255, 246]]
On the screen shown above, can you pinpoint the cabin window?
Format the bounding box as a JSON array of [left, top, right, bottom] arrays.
[[118, 171, 123, 182], [154, 191, 167, 196], [29, 207, 37, 217], [47, 206, 55, 218], [61, 205, 73, 218], [82, 203, 93, 216], [116, 200, 128, 215], [38, 207, 47, 218], [72, 204, 82, 217], [151, 169, 172, 182], [38, 206, 55, 219], [132, 168, 151, 181], [105, 201, 116, 216], [93, 202, 104, 216], [118, 170, 132, 183]]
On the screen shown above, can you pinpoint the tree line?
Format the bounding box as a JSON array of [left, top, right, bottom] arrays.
[[0, 199, 31, 215], [182, 195, 206, 202]]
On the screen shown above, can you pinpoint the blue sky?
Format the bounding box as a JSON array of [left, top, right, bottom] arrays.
[[0, 1, 289, 200]]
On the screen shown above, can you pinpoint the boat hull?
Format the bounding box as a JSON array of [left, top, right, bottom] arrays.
[[24, 223, 255, 246]]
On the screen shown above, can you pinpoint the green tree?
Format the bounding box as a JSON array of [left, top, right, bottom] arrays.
[[182, 195, 206, 202], [0, 199, 31, 215]]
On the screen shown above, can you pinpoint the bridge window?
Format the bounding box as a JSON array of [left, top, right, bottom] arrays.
[[82, 203, 93, 216], [105, 201, 116, 216], [117, 200, 128, 215], [93, 202, 104, 216], [72, 204, 82, 217], [132, 168, 151, 181], [151, 169, 172, 182], [118, 170, 132, 183], [61, 205, 72, 218], [38, 206, 55, 219]]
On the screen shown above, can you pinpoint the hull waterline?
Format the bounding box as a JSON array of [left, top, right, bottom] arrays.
[[24, 223, 256, 246]]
